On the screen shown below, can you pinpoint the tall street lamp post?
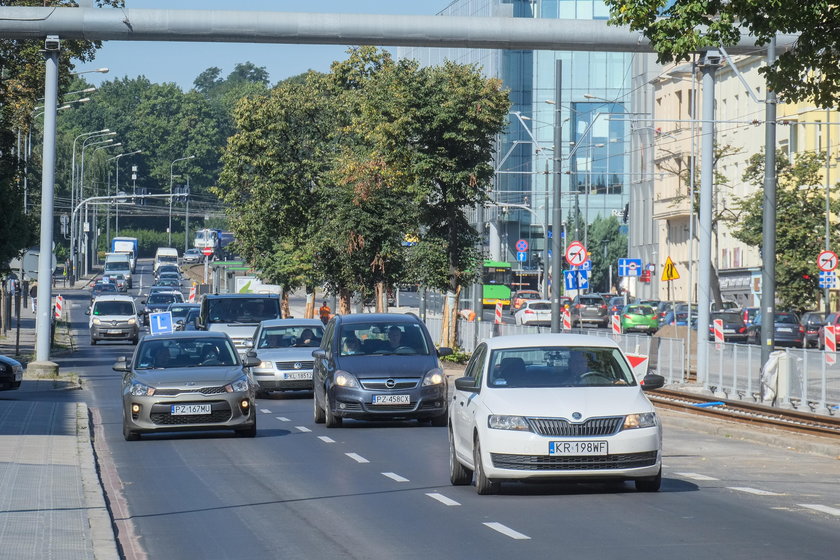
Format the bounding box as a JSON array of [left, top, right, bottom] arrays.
[[169, 155, 195, 246]]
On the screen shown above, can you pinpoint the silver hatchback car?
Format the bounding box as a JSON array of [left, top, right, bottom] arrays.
[[115, 332, 259, 440], [248, 319, 324, 395]]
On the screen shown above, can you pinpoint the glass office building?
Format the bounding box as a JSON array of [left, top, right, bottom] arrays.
[[399, 0, 633, 267]]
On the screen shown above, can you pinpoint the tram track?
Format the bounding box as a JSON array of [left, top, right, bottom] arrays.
[[650, 388, 840, 440]]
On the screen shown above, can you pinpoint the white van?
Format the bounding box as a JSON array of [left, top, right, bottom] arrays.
[[104, 253, 133, 288], [153, 247, 179, 274]]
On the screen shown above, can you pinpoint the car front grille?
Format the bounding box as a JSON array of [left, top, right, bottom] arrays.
[[151, 410, 232, 425], [154, 386, 227, 396], [490, 451, 658, 471], [360, 378, 420, 390], [364, 403, 417, 412], [275, 360, 314, 370], [528, 416, 624, 437]]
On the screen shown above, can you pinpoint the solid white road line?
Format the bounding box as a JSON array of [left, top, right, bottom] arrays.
[[799, 504, 840, 517], [260, 409, 272, 414], [295, 426, 312, 433], [381, 472, 409, 482], [728, 487, 783, 496], [483, 522, 531, 540], [275, 417, 290, 422], [426, 493, 461, 506], [346, 453, 369, 464], [675, 472, 720, 481], [318, 436, 335, 443]]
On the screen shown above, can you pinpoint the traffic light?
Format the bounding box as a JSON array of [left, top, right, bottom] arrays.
[[621, 203, 629, 223]]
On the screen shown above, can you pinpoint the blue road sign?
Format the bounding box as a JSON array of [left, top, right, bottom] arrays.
[[618, 258, 642, 277], [576, 269, 589, 290], [516, 239, 529, 252], [149, 311, 174, 336], [564, 270, 578, 290], [516, 251, 527, 262], [819, 271, 837, 288], [547, 249, 552, 258], [581, 260, 592, 271]]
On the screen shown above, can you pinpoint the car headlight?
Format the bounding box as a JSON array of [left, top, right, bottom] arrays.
[[334, 370, 359, 388], [258, 361, 273, 369], [488, 415, 531, 431], [622, 412, 658, 430], [92, 318, 101, 325], [225, 375, 250, 393], [128, 380, 155, 397], [422, 368, 445, 386], [127, 317, 136, 325]]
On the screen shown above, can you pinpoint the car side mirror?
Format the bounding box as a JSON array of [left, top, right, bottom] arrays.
[[312, 349, 326, 359], [242, 355, 261, 368], [112, 356, 129, 372], [243, 339, 254, 349], [85, 309, 90, 315], [640, 373, 665, 391], [437, 347, 453, 357], [454, 376, 478, 393], [140, 299, 146, 305]]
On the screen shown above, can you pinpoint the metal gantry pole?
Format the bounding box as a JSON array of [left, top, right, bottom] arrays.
[[825, 107, 832, 316], [34, 45, 59, 364], [696, 50, 721, 387], [760, 38, 778, 372], [551, 59, 564, 333]]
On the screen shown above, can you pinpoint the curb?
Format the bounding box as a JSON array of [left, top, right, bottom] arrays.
[[77, 403, 121, 560]]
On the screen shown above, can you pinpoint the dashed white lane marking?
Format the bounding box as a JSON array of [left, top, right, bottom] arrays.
[[276, 417, 290, 422], [346, 453, 369, 464], [483, 522, 531, 540], [426, 493, 461, 506], [728, 487, 783, 496], [295, 426, 312, 433], [799, 504, 840, 517], [675, 472, 720, 481], [382, 472, 409, 482], [260, 409, 272, 414], [318, 436, 335, 443]]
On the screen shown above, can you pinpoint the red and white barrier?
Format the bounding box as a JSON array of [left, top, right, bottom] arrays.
[[625, 353, 649, 381], [494, 302, 503, 325], [611, 314, 621, 336], [54, 294, 63, 320], [562, 309, 571, 331], [188, 284, 197, 303], [713, 318, 724, 350], [825, 325, 836, 365]]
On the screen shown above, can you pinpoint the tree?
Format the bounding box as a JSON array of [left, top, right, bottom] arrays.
[[587, 215, 628, 293], [605, 0, 840, 108], [726, 150, 840, 311]]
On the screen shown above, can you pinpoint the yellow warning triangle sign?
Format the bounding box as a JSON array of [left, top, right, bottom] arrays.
[[661, 256, 680, 281]]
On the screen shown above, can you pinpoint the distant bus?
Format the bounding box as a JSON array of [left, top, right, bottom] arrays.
[[482, 260, 512, 307]]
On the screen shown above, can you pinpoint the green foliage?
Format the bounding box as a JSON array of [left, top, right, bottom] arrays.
[[440, 347, 472, 365], [605, 0, 840, 108], [106, 229, 185, 258], [726, 150, 840, 311], [586, 215, 628, 292]]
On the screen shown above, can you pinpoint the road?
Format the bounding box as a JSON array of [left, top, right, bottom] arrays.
[[52, 260, 840, 559]]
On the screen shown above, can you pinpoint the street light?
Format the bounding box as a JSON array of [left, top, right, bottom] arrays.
[[108, 150, 142, 238], [70, 67, 109, 76], [169, 155, 195, 245]]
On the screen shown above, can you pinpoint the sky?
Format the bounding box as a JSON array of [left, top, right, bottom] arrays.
[[80, 1, 452, 91]]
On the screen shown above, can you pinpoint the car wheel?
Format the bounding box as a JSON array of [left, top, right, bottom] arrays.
[[635, 467, 662, 492], [131, 336, 139, 345], [324, 391, 342, 428], [236, 421, 257, 438], [313, 390, 325, 424], [122, 421, 139, 442], [430, 412, 448, 427], [449, 431, 472, 485], [473, 439, 499, 495], [90, 337, 97, 345]]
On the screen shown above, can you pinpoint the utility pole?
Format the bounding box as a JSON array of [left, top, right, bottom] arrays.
[[760, 38, 778, 372], [184, 177, 191, 254], [551, 59, 563, 332]]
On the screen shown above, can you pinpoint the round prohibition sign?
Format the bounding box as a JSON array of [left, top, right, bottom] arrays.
[[817, 250, 838, 272], [565, 241, 588, 267]]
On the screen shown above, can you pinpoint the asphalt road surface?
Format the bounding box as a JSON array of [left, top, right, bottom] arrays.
[[55, 260, 840, 559]]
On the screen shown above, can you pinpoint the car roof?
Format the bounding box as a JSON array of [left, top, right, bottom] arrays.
[[200, 293, 280, 299], [336, 313, 421, 325], [168, 302, 199, 308], [481, 333, 622, 351], [138, 331, 229, 342], [92, 295, 135, 303], [259, 318, 324, 328]]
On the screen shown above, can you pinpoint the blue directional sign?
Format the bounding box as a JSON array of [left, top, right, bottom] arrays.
[[149, 311, 174, 336], [581, 260, 592, 271], [564, 269, 589, 291], [516, 251, 527, 262], [819, 271, 837, 289], [618, 258, 642, 277], [576, 269, 589, 290]]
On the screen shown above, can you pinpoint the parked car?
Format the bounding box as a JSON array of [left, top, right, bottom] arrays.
[[620, 304, 659, 334], [0, 354, 23, 391], [747, 312, 803, 347], [141, 290, 184, 325], [182, 248, 204, 264], [247, 319, 324, 395], [87, 295, 140, 345], [448, 333, 665, 494], [514, 300, 552, 326], [569, 293, 608, 328], [312, 313, 451, 427], [89, 281, 117, 304], [115, 331, 259, 440], [800, 311, 825, 348], [740, 306, 759, 327], [708, 311, 748, 342], [510, 290, 542, 315], [818, 312, 840, 349]]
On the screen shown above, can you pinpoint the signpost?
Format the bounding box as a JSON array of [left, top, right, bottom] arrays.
[[617, 258, 642, 277], [817, 250, 838, 272], [564, 241, 587, 267], [661, 256, 680, 281]]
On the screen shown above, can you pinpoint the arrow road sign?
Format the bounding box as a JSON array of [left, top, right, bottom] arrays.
[[617, 258, 642, 277], [565, 241, 588, 267], [576, 269, 589, 290], [817, 250, 838, 272], [564, 270, 578, 290], [516, 251, 527, 262]]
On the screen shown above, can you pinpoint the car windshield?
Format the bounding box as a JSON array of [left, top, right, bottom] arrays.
[[206, 298, 281, 324], [156, 279, 179, 286], [148, 293, 183, 305], [93, 284, 117, 294], [168, 305, 196, 319], [338, 323, 430, 356], [527, 302, 551, 310], [516, 292, 540, 300], [105, 262, 129, 272], [486, 346, 636, 388], [92, 301, 134, 315], [135, 338, 238, 369], [257, 325, 324, 348], [776, 313, 798, 324], [626, 305, 654, 315], [713, 312, 742, 322]]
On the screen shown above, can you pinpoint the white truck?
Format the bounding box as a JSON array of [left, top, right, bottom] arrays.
[[153, 247, 179, 275], [104, 252, 133, 288], [110, 236, 138, 272]]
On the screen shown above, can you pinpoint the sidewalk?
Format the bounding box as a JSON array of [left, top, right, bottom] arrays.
[[0, 277, 120, 560]]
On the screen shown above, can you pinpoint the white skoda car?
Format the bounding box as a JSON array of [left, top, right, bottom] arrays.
[[448, 333, 665, 495]]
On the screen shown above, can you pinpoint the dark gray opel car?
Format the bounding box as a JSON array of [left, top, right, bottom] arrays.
[[312, 313, 451, 427]]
